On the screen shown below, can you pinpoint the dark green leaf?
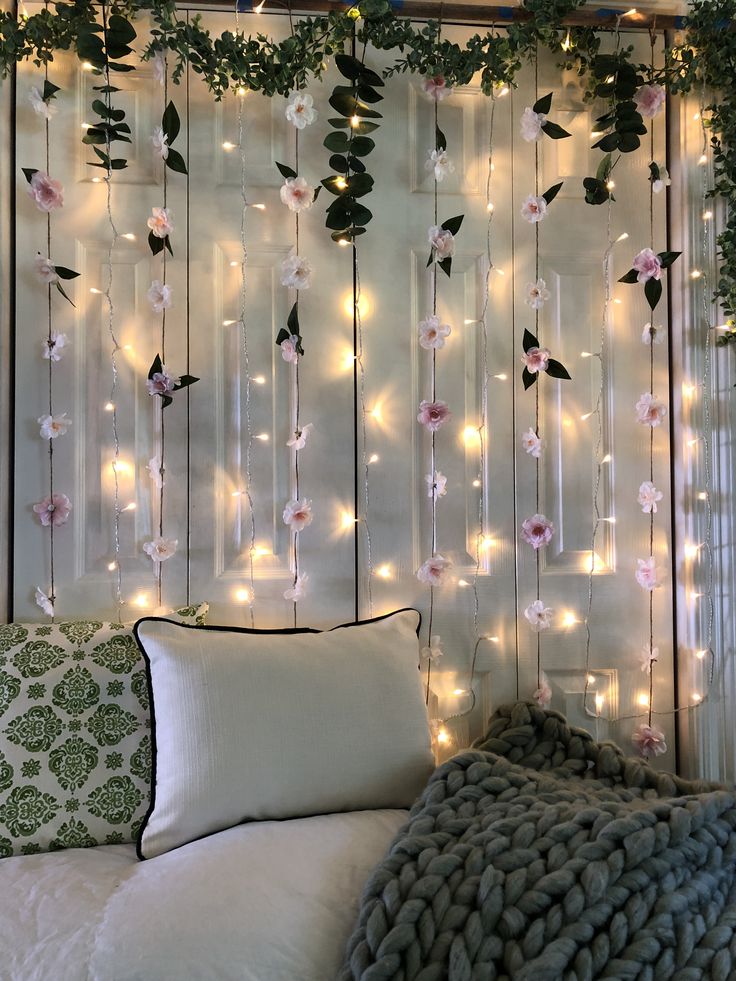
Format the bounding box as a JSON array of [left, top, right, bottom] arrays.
[[347, 156, 366, 174], [42, 80, 60, 101], [546, 359, 571, 380], [287, 302, 300, 334], [593, 133, 619, 152], [351, 202, 373, 226], [541, 121, 571, 140], [441, 214, 464, 235], [439, 257, 452, 278], [165, 236, 173, 258], [54, 266, 80, 280], [148, 354, 163, 380], [357, 84, 383, 103], [596, 153, 613, 182], [161, 395, 173, 409], [323, 131, 349, 153], [349, 136, 375, 157], [543, 182, 563, 205], [335, 53, 362, 80], [328, 154, 349, 174], [522, 366, 537, 390], [174, 374, 199, 390], [148, 231, 164, 256], [357, 67, 384, 88], [21, 167, 37, 184], [618, 269, 639, 284], [165, 148, 188, 175], [435, 124, 447, 152], [162, 101, 181, 143], [108, 15, 136, 44], [533, 92, 553, 115], [55, 282, 75, 307], [522, 328, 538, 353], [645, 277, 662, 311], [618, 131, 641, 153], [658, 251, 681, 269], [275, 327, 291, 346], [276, 161, 298, 179], [348, 173, 374, 197]]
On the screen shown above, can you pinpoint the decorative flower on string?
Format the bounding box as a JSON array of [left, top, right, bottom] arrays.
[[23, 169, 64, 212], [280, 337, 300, 363], [143, 537, 178, 564], [421, 75, 452, 101], [418, 315, 451, 350], [642, 322, 664, 345], [635, 556, 662, 592], [426, 148, 454, 182], [421, 635, 444, 662], [287, 423, 314, 450], [633, 248, 662, 282], [42, 329, 69, 363], [634, 84, 666, 120], [520, 93, 571, 142], [649, 162, 671, 194], [284, 574, 308, 602], [639, 644, 659, 674], [525, 278, 550, 310], [283, 498, 313, 532], [620, 249, 680, 311], [521, 194, 547, 224], [34, 253, 79, 305], [521, 513, 554, 550], [521, 427, 543, 458], [524, 599, 553, 632], [632, 722, 667, 759], [416, 554, 451, 586], [635, 392, 667, 427], [28, 81, 59, 120], [417, 399, 451, 432], [148, 206, 173, 238], [638, 480, 663, 514], [147, 455, 165, 491], [151, 126, 169, 160], [38, 412, 71, 440], [521, 330, 570, 390], [533, 681, 552, 708], [280, 254, 312, 289], [147, 280, 172, 313], [425, 470, 447, 500], [33, 492, 71, 527], [427, 216, 463, 277], [35, 587, 54, 617], [146, 355, 198, 408], [280, 176, 316, 213], [285, 92, 318, 129], [522, 346, 550, 374]]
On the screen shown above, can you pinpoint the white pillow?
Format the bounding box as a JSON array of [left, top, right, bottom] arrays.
[[134, 609, 434, 859]]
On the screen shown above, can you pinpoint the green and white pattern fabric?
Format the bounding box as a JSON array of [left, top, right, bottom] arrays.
[[0, 606, 207, 858]]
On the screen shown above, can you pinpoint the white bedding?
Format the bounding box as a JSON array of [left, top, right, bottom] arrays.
[[0, 808, 408, 981]]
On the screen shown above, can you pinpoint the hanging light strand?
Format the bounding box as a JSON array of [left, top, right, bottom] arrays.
[[155, 59, 169, 608], [533, 51, 542, 690], [355, 254, 374, 618], [646, 33, 656, 727], [290, 125, 302, 626]]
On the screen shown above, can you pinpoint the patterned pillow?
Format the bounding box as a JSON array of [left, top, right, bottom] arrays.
[[0, 604, 208, 858]]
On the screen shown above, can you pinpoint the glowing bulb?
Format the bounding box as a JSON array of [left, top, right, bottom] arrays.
[[602, 517, 616, 524], [581, 351, 593, 358], [493, 373, 507, 381], [237, 86, 247, 96], [623, 7, 637, 16], [698, 154, 708, 166], [232, 490, 243, 497], [453, 688, 467, 696], [691, 269, 703, 279], [487, 636, 500, 644], [561, 612, 578, 628], [684, 542, 702, 559], [494, 267, 505, 277], [89, 287, 102, 295], [595, 693, 604, 713], [252, 545, 270, 558], [497, 86, 509, 97], [104, 401, 114, 412], [133, 593, 149, 608], [377, 564, 391, 579], [606, 180, 615, 191], [368, 454, 379, 464], [81, 122, 91, 130], [638, 693, 650, 707], [561, 29, 573, 52], [480, 535, 494, 549], [82, 61, 94, 71], [370, 405, 382, 422], [472, 479, 480, 488], [692, 692, 703, 704], [122, 502, 136, 512], [91, 177, 102, 183], [601, 454, 612, 463], [697, 491, 707, 500], [250, 203, 266, 211], [335, 176, 348, 190], [235, 588, 250, 602], [255, 433, 269, 441], [580, 411, 593, 421], [694, 112, 701, 121], [613, 297, 622, 305], [341, 511, 358, 530], [486, 201, 494, 212], [591, 131, 603, 139], [254, 0, 265, 10], [683, 382, 697, 398], [463, 425, 481, 445], [121, 232, 136, 241], [337, 238, 350, 247], [107, 561, 117, 571], [458, 579, 470, 587], [587, 674, 596, 685], [223, 320, 236, 326], [229, 260, 239, 267], [691, 591, 704, 600], [253, 375, 266, 385], [703, 210, 713, 220], [222, 141, 236, 151], [688, 438, 700, 447], [616, 232, 629, 243], [437, 727, 450, 744], [350, 115, 360, 128], [695, 649, 707, 659]]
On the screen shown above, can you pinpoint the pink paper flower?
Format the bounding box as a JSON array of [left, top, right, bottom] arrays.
[[280, 338, 299, 363], [634, 84, 666, 120], [417, 399, 451, 432], [425, 470, 447, 500], [147, 206, 173, 239], [143, 536, 178, 564], [420, 635, 443, 661], [521, 513, 554, 550], [283, 497, 313, 532], [638, 480, 663, 514], [34, 586, 54, 616], [636, 556, 661, 591], [521, 194, 547, 223], [524, 600, 553, 632], [33, 492, 72, 527], [35, 254, 59, 285], [42, 329, 69, 362], [639, 644, 659, 674], [418, 315, 451, 350], [533, 682, 552, 708], [146, 365, 179, 397], [632, 722, 667, 758], [421, 75, 452, 102], [147, 280, 172, 313], [525, 278, 550, 310], [280, 176, 315, 213], [416, 554, 451, 586], [632, 248, 662, 283], [27, 171, 64, 212], [521, 346, 551, 374], [284, 574, 309, 602], [521, 427, 542, 458], [428, 226, 455, 261], [635, 392, 667, 427], [520, 107, 546, 142]]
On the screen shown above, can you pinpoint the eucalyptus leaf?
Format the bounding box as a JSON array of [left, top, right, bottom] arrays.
[[323, 131, 349, 153], [349, 136, 375, 157]]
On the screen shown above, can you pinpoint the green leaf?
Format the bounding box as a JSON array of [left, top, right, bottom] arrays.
[[165, 236, 173, 258], [55, 282, 75, 307], [618, 269, 639, 284], [108, 15, 136, 44], [148, 354, 163, 380], [162, 101, 181, 143], [174, 374, 199, 390], [596, 153, 613, 182], [583, 177, 609, 206], [533, 92, 553, 115], [329, 92, 381, 118], [658, 251, 681, 269], [321, 176, 348, 196], [161, 395, 173, 409], [349, 136, 375, 157], [347, 156, 366, 174], [287, 302, 299, 335], [522, 329, 538, 353], [327, 117, 351, 129], [42, 80, 60, 101], [348, 173, 374, 197], [21, 167, 38, 184], [441, 214, 464, 235], [542, 121, 571, 140], [275, 327, 291, 346], [276, 161, 297, 180], [439, 257, 452, 278], [592, 133, 619, 152], [165, 148, 188, 175], [435, 124, 447, 152], [351, 202, 373, 226], [522, 366, 537, 391], [543, 182, 563, 205], [356, 84, 384, 104], [357, 67, 384, 89], [335, 53, 363, 80], [328, 154, 349, 174], [618, 131, 641, 153], [645, 277, 662, 311], [546, 359, 571, 380], [148, 231, 164, 257], [323, 131, 349, 153], [54, 266, 80, 280]]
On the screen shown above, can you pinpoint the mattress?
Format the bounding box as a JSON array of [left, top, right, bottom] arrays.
[[0, 808, 408, 981]]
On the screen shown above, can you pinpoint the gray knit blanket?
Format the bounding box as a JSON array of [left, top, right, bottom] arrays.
[[339, 702, 736, 980]]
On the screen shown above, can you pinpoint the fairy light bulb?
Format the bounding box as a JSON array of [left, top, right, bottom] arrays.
[[493, 373, 507, 381], [691, 269, 703, 279], [616, 232, 629, 243], [472, 479, 480, 488], [457, 579, 470, 587], [561, 29, 573, 52], [107, 561, 117, 571], [133, 593, 149, 608], [350, 115, 360, 128], [703, 210, 713, 220], [594, 693, 604, 714], [253, 375, 266, 385], [638, 693, 650, 707], [237, 86, 247, 96], [561, 611, 578, 628], [368, 453, 379, 464], [89, 287, 102, 295], [254, 0, 265, 11], [222, 141, 236, 151], [437, 727, 450, 745], [606, 179, 615, 191], [695, 649, 707, 659], [235, 588, 251, 603], [82, 61, 93, 71], [122, 502, 136, 512], [377, 564, 391, 579], [335, 176, 348, 190], [104, 401, 114, 412], [453, 688, 467, 696], [255, 433, 269, 441], [587, 674, 596, 685], [601, 454, 612, 463], [692, 692, 703, 704], [486, 201, 494, 213]]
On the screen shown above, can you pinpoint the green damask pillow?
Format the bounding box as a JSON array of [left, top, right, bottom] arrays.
[[0, 604, 208, 858]]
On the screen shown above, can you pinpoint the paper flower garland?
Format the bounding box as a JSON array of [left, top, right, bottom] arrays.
[[520, 93, 571, 142], [619, 248, 681, 311], [427, 214, 463, 277], [520, 330, 570, 390], [146, 355, 198, 409]]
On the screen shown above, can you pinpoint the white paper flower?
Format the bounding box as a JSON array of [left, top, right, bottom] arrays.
[[642, 322, 664, 345], [428, 225, 455, 261], [285, 92, 318, 129], [638, 480, 663, 514], [280, 176, 316, 213], [520, 106, 546, 142], [280, 338, 300, 363], [42, 330, 69, 362], [38, 412, 71, 439], [280, 254, 312, 289], [284, 574, 309, 602], [35, 586, 54, 616], [521, 427, 542, 458], [147, 280, 172, 313], [143, 536, 178, 564], [35, 254, 59, 284], [151, 49, 167, 86], [151, 125, 169, 160], [416, 554, 451, 586], [28, 86, 56, 120], [283, 498, 313, 532], [147, 455, 165, 490], [635, 393, 667, 427], [287, 423, 314, 450], [425, 470, 447, 500], [524, 600, 553, 632], [636, 556, 662, 592], [634, 84, 666, 120], [425, 148, 455, 182], [533, 682, 552, 708], [418, 315, 451, 350], [421, 634, 444, 661], [521, 194, 548, 223], [639, 644, 659, 674], [525, 278, 550, 310]]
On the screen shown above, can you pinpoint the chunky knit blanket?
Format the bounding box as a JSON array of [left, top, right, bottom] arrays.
[[339, 702, 736, 981]]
